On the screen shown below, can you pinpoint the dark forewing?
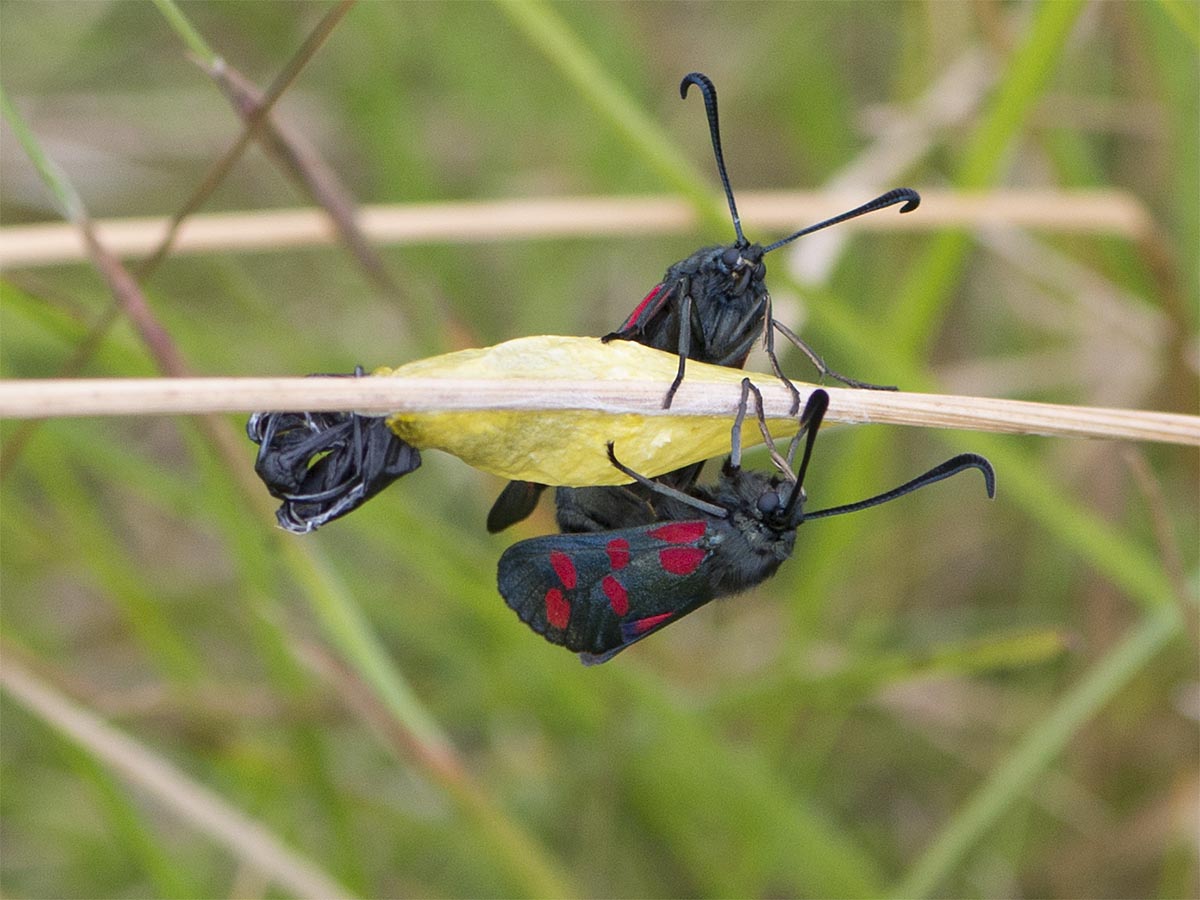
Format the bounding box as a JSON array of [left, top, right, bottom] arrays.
[[486, 480, 548, 533], [604, 281, 679, 341], [496, 518, 720, 662]]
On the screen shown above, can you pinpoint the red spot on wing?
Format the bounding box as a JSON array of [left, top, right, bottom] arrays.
[[544, 588, 570, 630], [606, 538, 630, 570], [601, 575, 629, 615], [619, 283, 663, 330], [649, 521, 706, 544], [659, 546, 706, 576], [549, 550, 577, 589], [630, 611, 673, 635]]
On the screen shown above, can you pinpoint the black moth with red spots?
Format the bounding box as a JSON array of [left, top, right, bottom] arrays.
[[487, 71, 920, 534], [497, 383, 996, 664], [605, 73, 920, 408]]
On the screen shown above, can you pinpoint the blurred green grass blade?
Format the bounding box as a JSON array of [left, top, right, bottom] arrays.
[[790, 280, 1175, 614], [150, 0, 219, 66], [887, 0, 1087, 356], [496, 0, 727, 230], [0, 653, 357, 899], [977, 438, 1176, 609], [63, 743, 200, 899], [278, 533, 576, 896], [357, 497, 880, 897], [0, 284, 150, 376], [275, 539, 576, 899], [21, 433, 202, 683], [2, 79, 569, 896], [616, 671, 887, 898], [1156, 0, 1200, 47], [180, 425, 374, 892], [893, 601, 1182, 898], [0, 85, 86, 223], [956, 1, 1089, 189], [280, 541, 452, 753], [709, 629, 1070, 716], [923, 628, 1070, 674]]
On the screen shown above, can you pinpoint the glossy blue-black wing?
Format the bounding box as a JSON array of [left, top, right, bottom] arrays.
[[496, 519, 723, 664]]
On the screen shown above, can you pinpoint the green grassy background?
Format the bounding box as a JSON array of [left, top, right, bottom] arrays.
[[1, 2, 1197, 897]]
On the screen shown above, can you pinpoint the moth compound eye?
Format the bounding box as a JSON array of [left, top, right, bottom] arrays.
[[756, 492, 782, 515], [721, 247, 741, 269]]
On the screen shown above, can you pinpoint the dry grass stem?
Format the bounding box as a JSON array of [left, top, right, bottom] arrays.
[[0, 189, 1152, 268], [0, 655, 354, 900], [132, 0, 355, 278], [1, 375, 1194, 446]]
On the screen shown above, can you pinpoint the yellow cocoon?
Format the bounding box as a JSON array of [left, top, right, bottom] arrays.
[[376, 335, 802, 486]]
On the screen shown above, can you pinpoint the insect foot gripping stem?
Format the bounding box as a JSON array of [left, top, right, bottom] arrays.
[[246, 370, 421, 534], [497, 382, 996, 665]]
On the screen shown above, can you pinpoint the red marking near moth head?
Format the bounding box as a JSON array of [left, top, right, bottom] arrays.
[[659, 546, 706, 576], [606, 538, 630, 570], [619, 283, 663, 330], [601, 575, 629, 615], [544, 588, 570, 630], [549, 550, 577, 589], [649, 521, 706, 544], [630, 611, 673, 634]]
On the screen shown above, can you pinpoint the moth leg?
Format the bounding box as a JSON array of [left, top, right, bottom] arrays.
[[662, 279, 694, 409], [779, 389, 831, 521], [761, 295, 802, 415], [772, 319, 897, 391], [605, 442, 727, 518], [728, 378, 753, 468], [731, 378, 792, 477]]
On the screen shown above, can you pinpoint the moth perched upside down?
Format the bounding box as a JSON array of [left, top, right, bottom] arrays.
[[497, 382, 995, 665]]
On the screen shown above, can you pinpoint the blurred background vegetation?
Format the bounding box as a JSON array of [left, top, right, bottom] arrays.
[[1, 2, 1196, 897]]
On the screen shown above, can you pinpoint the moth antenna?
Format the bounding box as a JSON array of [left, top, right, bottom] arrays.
[[681, 72, 746, 246], [806, 453, 996, 521], [781, 389, 830, 522], [761, 187, 921, 255]]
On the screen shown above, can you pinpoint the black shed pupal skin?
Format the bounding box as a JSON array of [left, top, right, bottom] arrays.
[[246, 368, 421, 534]]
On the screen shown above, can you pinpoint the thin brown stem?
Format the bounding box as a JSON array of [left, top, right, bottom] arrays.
[[134, 0, 356, 281], [1, 372, 1196, 447], [0, 2, 355, 477]]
